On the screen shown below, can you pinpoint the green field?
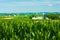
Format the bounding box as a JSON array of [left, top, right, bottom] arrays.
[[0, 13, 60, 40]]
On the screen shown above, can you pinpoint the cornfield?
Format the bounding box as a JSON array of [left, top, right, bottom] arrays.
[[0, 19, 60, 40]]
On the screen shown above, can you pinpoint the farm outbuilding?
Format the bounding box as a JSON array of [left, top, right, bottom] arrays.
[[32, 16, 49, 20], [32, 12, 49, 20]]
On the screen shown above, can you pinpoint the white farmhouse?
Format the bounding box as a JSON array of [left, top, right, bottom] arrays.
[[32, 16, 43, 20], [32, 16, 49, 20]]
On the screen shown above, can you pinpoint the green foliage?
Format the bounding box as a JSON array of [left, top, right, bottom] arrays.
[[0, 12, 60, 40], [0, 17, 60, 40], [47, 14, 60, 20]]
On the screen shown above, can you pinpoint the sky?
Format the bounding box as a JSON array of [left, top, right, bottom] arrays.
[[0, 0, 60, 13]]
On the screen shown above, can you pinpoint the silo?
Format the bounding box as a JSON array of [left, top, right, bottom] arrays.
[[43, 12, 46, 19]]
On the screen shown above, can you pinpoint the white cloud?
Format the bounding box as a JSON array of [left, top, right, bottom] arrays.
[[48, 4, 53, 7]]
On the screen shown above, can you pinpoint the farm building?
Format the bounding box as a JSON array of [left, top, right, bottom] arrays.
[[32, 12, 49, 20], [32, 16, 49, 20]]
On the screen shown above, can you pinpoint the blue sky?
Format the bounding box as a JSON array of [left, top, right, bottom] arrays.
[[0, 0, 60, 13]]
